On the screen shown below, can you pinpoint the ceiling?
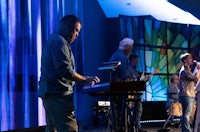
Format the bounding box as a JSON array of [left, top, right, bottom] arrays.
[[97, 0, 200, 25], [168, 0, 200, 19]]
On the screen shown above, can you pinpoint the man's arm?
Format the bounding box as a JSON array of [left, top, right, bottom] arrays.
[[72, 72, 100, 86]]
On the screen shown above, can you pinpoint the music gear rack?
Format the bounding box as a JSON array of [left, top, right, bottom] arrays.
[[82, 81, 146, 132], [82, 61, 146, 132]]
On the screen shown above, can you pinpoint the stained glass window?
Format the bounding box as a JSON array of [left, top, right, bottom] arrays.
[[119, 15, 200, 101]]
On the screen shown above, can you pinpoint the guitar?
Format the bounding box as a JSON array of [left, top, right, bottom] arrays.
[[140, 68, 160, 82]]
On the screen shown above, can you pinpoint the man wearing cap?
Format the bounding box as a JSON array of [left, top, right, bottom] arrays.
[[179, 53, 200, 132]]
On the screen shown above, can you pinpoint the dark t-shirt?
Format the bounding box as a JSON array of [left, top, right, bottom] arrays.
[[38, 33, 75, 98]]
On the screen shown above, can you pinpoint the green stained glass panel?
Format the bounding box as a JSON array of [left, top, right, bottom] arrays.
[[190, 25, 200, 48], [144, 48, 167, 73], [144, 19, 166, 46], [167, 49, 187, 74], [167, 23, 188, 48]]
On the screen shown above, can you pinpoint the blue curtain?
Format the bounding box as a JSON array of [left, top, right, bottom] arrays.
[[0, 0, 83, 131]]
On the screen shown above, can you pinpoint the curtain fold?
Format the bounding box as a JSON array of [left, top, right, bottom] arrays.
[[0, 0, 82, 131]]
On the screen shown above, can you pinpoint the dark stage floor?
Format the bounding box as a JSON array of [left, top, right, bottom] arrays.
[[79, 121, 182, 132], [81, 127, 181, 132], [5, 121, 183, 132], [5, 125, 182, 132], [5, 114, 184, 132]]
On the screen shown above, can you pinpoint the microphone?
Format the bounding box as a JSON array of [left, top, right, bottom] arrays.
[[193, 60, 200, 75], [193, 60, 200, 66]]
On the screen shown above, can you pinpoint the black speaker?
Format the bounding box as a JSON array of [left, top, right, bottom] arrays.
[[141, 101, 168, 120]]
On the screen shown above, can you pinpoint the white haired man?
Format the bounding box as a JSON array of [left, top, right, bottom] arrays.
[[109, 37, 134, 81]]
